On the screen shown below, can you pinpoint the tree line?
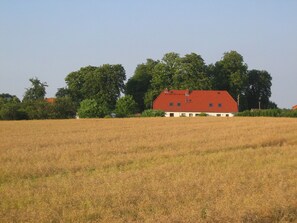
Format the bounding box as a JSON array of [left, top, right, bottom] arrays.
[[0, 50, 277, 120]]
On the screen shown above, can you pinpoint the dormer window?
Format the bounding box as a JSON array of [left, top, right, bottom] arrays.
[[218, 103, 222, 107], [209, 103, 213, 107], [177, 102, 181, 107], [169, 102, 174, 106]]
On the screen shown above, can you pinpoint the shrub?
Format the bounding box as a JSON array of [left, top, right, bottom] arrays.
[[51, 97, 77, 119], [236, 109, 297, 118], [23, 100, 53, 120], [141, 109, 165, 117], [114, 95, 138, 118], [78, 99, 109, 118], [0, 102, 28, 120]]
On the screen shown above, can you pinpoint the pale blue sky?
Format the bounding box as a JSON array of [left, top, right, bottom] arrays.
[[0, 0, 296, 108]]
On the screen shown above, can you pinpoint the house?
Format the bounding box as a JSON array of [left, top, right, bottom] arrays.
[[292, 105, 297, 110], [153, 89, 238, 117]]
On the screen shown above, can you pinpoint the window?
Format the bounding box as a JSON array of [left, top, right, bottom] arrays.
[[209, 103, 213, 107], [216, 114, 221, 117], [218, 103, 222, 107], [170, 113, 174, 117], [189, 113, 193, 117], [177, 102, 181, 107], [180, 113, 186, 117], [226, 114, 229, 117], [169, 102, 173, 106], [195, 114, 199, 117]]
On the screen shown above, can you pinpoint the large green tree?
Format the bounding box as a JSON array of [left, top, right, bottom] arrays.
[[144, 52, 181, 108], [245, 69, 273, 109], [126, 59, 159, 112], [64, 64, 126, 110], [23, 78, 48, 102], [173, 53, 211, 90], [211, 51, 248, 110]]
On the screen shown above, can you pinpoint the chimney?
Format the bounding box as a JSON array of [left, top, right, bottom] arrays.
[[164, 88, 169, 94], [185, 89, 190, 96], [185, 89, 190, 102]]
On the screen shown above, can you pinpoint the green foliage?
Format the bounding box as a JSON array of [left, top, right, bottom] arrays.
[[173, 53, 211, 90], [51, 97, 77, 119], [64, 64, 126, 110], [23, 78, 48, 102], [78, 99, 109, 118], [22, 100, 53, 120], [245, 70, 272, 110], [141, 109, 165, 117], [0, 94, 27, 120], [55, 87, 70, 98], [211, 51, 248, 110], [0, 101, 27, 120], [199, 112, 208, 117], [114, 95, 138, 117], [236, 109, 297, 118], [126, 59, 158, 112]]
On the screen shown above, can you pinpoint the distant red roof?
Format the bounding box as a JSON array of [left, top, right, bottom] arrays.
[[292, 105, 297, 110], [153, 90, 238, 113], [45, 98, 56, 103]]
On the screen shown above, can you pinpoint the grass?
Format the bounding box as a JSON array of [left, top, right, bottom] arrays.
[[0, 117, 297, 222]]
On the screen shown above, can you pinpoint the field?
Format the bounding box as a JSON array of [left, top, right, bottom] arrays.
[[0, 117, 297, 222]]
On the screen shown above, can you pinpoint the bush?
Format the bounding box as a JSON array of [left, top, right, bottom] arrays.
[[236, 109, 297, 118], [78, 99, 109, 118], [51, 97, 77, 119], [114, 95, 138, 118], [23, 100, 53, 120], [0, 102, 28, 120], [141, 109, 165, 117]]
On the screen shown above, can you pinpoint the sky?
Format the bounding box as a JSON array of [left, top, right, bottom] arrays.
[[0, 0, 296, 108]]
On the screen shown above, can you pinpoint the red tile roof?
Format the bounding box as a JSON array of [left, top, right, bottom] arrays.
[[45, 98, 56, 104], [153, 90, 238, 113], [292, 105, 297, 110]]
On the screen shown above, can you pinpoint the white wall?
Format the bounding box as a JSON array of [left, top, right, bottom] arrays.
[[164, 112, 234, 117]]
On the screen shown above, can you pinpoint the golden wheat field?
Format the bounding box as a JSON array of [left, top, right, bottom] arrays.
[[0, 117, 297, 222]]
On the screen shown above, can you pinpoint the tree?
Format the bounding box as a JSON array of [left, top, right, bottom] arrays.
[[0, 93, 20, 103], [64, 64, 126, 110], [114, 95, 138, 117], [23, 78, 48, 102], [65, 66, 96, 106], [55, 87, 70, 98], [211, 51, 248, 110], [245, 70, 273, 109], [173, 53, 211, 90], [145, 52, 181, 108], [126, 59, 159, 112]]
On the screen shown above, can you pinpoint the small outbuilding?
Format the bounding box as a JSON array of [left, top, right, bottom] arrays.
[[153, 89, 238, 117], [292, 105, 297, 110]]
